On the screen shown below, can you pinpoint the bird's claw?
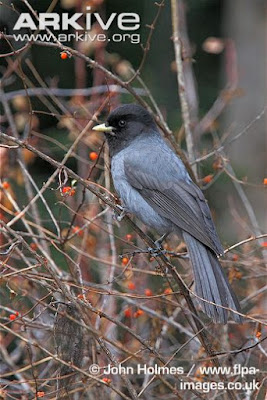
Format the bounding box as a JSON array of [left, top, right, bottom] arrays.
[[116, 211, 126, 222], [147, 234, 169, 257], [147, 246, 167, 257], [113, 205, 127, 222]]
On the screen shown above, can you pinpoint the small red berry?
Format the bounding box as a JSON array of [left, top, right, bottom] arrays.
[[263, 178, 267, 185], [122, 257, 129, 266], [125, 234, 133, 241], [36, 392, 45, 398], [72, 226, 83, 237], [164, 288, 172, 295], [2, 181, 10, 189], [134, 309, 144, 318], [124, 308, 132, 318], [62, 186, 71, 194], [255, 331, 262, 339], [62, 186, 75, 196], [102, 378, 111, 384], [89, 152, 98, 161], [30, 243, 38, 251], [144, 288, 153, 297], [60, 52, 68, 60], [203, 174, 213, 184], [9, 314, 16, 321], [127, 282, 136, 290]]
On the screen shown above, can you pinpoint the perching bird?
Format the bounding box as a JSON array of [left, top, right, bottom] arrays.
[[93, 104, 242, 324]]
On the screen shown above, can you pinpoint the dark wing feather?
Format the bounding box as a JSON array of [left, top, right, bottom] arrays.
[[124, 158, 224, 255]]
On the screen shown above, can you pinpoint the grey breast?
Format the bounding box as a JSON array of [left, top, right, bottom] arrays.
[[111, 146, 172, 235]]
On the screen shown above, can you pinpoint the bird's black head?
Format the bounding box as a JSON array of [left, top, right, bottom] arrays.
[[93, 104, 158, 156]]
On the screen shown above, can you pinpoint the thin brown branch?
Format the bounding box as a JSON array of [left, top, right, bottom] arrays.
[[171, 0, 197, 176]]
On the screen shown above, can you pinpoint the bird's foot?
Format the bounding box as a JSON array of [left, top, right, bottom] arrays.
[[147, 233, 169, 257], [154, 233, 169, 248], [148, 247, 167, 257], [113, 205, 127, 222]]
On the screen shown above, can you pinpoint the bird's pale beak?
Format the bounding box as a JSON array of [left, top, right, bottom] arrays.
[[92, 123, 113, 133]]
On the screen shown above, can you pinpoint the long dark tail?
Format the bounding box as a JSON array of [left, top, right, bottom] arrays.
[[183, 232, 242, 324]]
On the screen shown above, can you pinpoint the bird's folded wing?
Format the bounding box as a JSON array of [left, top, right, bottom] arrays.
[[124, 156, 224, 255]]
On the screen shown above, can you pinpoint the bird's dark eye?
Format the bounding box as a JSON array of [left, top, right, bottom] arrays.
[[118, 120, 126, 128]]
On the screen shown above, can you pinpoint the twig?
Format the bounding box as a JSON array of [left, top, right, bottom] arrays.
[[194, 39, 238, 138], [193, 104, 267, 165], [171, 0, 196, 175], [2, 85, 147, 101], [126, 1, 165, 84], [224, 234, 267, 253], [0, 130, 233, 386], [1, 32, 195, 180]]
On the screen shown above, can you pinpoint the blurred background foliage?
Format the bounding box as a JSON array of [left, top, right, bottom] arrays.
[[1, 0, 224, 125]]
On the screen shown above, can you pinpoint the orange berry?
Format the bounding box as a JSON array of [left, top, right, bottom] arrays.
[[134, 309, 144, 318], [255, 331, 261, 339], [232, 254, 239, 262], [62, 186, 71, 194], [77, 294, 84, 299], [2, 181, 10, 189], [36, 392, 45, 398], [263, 178, 267, 185], [60, 52, 68, 60], [89, 151, 98, 161], [261, 242, 267, 248], [124, 308, 132, 318], [102, 378, 111, 384], [144, 288, 153, 297], [122, 257, 129, 266], [203, 174, 213, 184], [125, 233, 133, 241], [164, 288, 172, 295], [62, 186, 75, 196], [30, 242, 38, 251], [9, 314, 16, 321], [15, 311, 19, 317], [72, 226, 83, 237], [127, 282, 136, 290]]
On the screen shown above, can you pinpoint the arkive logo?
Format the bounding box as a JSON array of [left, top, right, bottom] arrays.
[[13, 7, 141, 31]]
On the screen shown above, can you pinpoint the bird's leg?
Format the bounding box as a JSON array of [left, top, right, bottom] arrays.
[[147, 246, 167, 257], [154, 233, 169, 249], [147, 233, 169, 257], [113, 205, 127, 222]]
